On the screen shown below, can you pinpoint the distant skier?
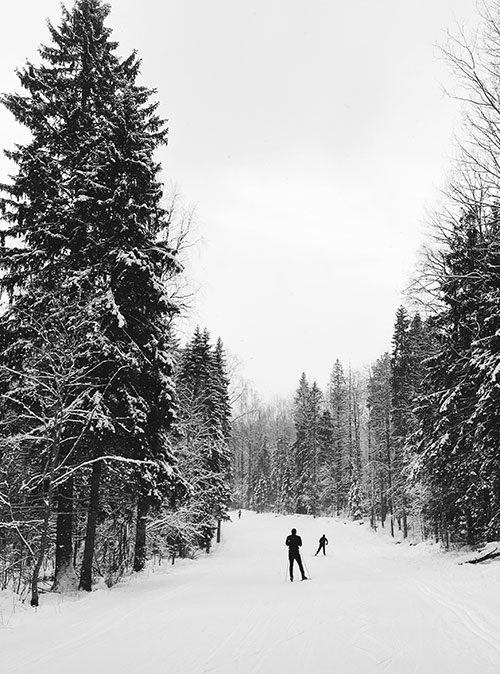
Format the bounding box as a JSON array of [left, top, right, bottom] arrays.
[[238, 510, 241, 519], [315, 534, 328, 556], [285, 528, 307, 581]]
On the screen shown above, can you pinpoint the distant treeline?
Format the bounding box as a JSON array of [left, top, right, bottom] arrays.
[[233, 5, 500, 547]]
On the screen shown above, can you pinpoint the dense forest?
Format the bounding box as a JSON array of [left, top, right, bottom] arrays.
[[0, 0, 231, 605], [233, 8, 500, 548], [2, 0, 500, 608]]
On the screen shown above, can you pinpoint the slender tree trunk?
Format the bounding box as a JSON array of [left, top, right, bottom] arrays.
[[30, 485, 54, 607], [34, 418, 62, 602], [53, 475, 76, 591], [216, 519, 221, 543], [133, 496, 149, 572], [385, 416, 394, 537], [380, 480, 386, 526], [79, 459, 102, 591], [466, 509, 474, 546]]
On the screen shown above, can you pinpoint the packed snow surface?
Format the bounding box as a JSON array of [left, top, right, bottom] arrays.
[[3, 511, 500, 673]]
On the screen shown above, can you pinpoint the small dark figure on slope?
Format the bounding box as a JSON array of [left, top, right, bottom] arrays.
[[285, 528, 307, 581], [238, 510, 241, 519], [315, 534, 328, 556]]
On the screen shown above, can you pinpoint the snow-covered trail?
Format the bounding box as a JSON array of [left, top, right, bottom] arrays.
[[3, 512, 500, 673]]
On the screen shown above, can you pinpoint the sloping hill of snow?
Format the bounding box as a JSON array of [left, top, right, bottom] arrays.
[[3, 511, 500, 673]]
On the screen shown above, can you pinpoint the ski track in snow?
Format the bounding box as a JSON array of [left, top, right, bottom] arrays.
[[3, 511, 500, 673], [411, 579, 500, 656]]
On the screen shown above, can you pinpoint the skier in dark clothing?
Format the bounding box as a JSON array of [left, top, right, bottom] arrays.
[[315, 534, 328, 556], [285, 528, 307, 581]]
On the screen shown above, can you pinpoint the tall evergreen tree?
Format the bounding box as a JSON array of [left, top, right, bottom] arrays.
[[0, 0, 183, 584], [328, 360, 349, 514], [175, 328, 232, 550], [413, 211, 500, 544], [317, 409, 335, 513], [292, 374, 323, 515], [390, 306, 412, 537], [292, 372, 311, 512]]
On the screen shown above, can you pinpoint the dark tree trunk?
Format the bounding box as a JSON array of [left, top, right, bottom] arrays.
[[53, 476, 75, 591], [216, 519, 221, 543], [466, 509, 474, 546], [434, 517, 439, 543], [380, 483, 386, 527], [79, 459, 102, 591], [133, 497, 149, 572]]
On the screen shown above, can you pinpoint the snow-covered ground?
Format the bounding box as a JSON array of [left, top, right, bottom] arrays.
[[3, 511, 500, 673]]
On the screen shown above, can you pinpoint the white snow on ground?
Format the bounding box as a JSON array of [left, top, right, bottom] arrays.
[[3, 511, 500, 673]]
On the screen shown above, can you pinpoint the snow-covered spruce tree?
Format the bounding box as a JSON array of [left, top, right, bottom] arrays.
[[347, 471, 363, 521], [408, 6, 500, 544], [292, 374, 323, 515], [390, 306, 412, 537], [292, 373, 311, 514], [327, 360, 349, 514], [388, 309, 431, 539], [174, 328, 232, 552], [0, 0, 183, 583], [306, 381, 322, 516], [413, 212, 500, 544], [271, 433, 295, 513], [253, 474, 269, 513], [251, 437, 271, 511], [213, 338, 232, 441], [347, 368, 363, 478], [317, 408, 336, 514]]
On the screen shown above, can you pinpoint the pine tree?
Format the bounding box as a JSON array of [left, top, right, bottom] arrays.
[[251, 437, 271, 511], [213, 338, 232, 441], [328, 360, 349, 514], [317, 409, 335, 513], [407, 8, 500, 546], [291, 374, 323, 515], [413, 211, 500, 544], [292, 373, 311, 512], [390, 306, 412, 537], [391, 307, 412, 442], [175, 328, 232, 551], [0, 0, 182, 584], [347, 472, 363, 521], [271, 433, 294, 513]]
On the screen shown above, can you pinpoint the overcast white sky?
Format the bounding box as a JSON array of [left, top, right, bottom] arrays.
[[0, 0, 480, 399]]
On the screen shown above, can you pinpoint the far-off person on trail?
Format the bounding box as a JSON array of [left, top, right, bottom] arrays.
[[315, 534, 328, 556], [285, 528, 307, 582]]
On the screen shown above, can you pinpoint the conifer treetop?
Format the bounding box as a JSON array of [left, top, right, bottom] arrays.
[[0, 0, 173, 296]]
